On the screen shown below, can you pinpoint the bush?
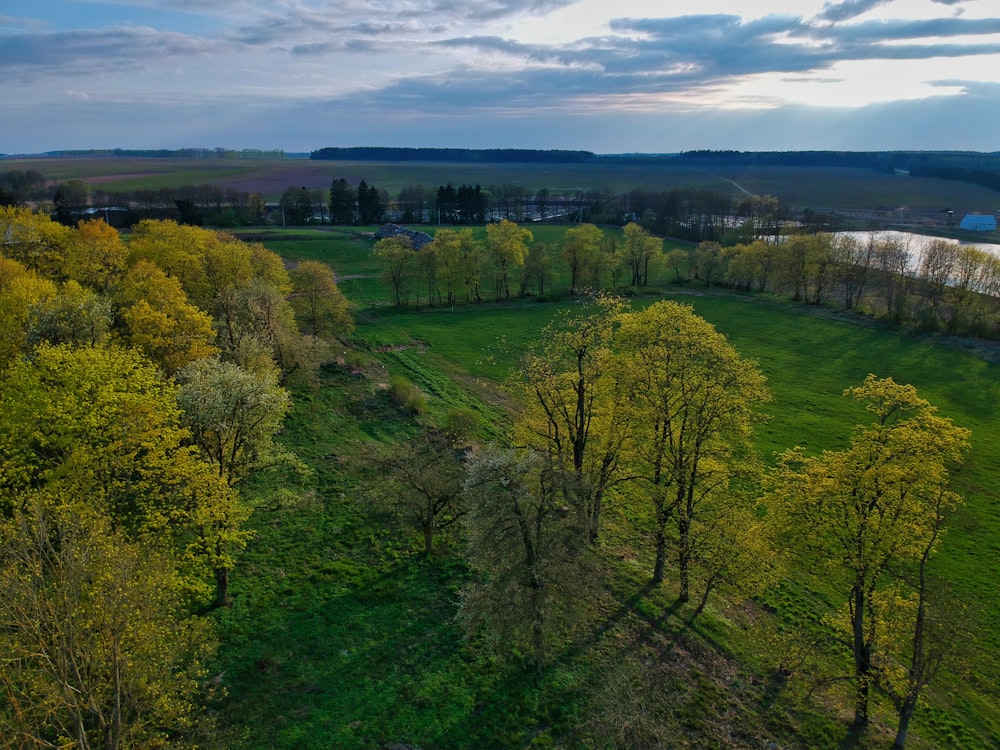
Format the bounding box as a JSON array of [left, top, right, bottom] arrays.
[[443, 406, 481, 444], [389, 376, 427, 414]]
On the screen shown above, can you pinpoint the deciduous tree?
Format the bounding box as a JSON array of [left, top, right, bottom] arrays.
[[116, 260, 219, 373], [486, 219, 532, 301], [175, 356, 291, 487], [562, 222, 602, 295], [27, 279, 111, 349], [513, 294, 627, 542], [615, 301, 770, 603], [373, 234, 416, 307], [0, 343, 249, 606], [0, 257, 56, 369], [0, 500, 217, 749], [461, 446, 599, 667], [290, 259, 353, 339], [368, 429, 467, 556], [64, 217, 129, 292], [771, 375, 970, 732], [0, 205, 72, 279]]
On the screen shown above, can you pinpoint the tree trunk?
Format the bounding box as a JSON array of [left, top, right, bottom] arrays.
[[214, 566, 231, 609], [677, 512, 690, 603], [588, 497, 601, 544], [423, 523, 434, 557], [652, 525, 666, 584], [852, 584, 870, 730], [893, 696, 917, 748]]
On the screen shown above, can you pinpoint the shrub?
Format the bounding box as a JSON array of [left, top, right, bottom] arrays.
[[389, 376, 427, 414]]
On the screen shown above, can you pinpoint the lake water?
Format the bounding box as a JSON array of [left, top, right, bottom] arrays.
[[836, 230, 1000, 257]]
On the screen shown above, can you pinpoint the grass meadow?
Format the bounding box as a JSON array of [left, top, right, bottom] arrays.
[[211, 217, 1000, 748]]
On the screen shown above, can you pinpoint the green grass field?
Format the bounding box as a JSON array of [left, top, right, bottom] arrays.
[[211, 271, 1000, 749]]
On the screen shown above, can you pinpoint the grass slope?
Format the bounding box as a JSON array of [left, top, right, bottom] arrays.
[[213, 286, 1000, 749]]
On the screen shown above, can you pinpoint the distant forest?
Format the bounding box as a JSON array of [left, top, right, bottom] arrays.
[[310, 147, 597, 163], [309, 147, 1000, 192]]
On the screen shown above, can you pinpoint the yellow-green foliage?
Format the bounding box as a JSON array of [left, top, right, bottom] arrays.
[[0, 501, 217, 749]]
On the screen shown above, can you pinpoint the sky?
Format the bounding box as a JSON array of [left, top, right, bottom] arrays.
[[2, 0, 999, 154]]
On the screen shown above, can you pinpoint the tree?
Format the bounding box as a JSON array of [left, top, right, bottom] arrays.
[[0, 343, 249, 606], [116, 260, 219, 373], [562, 223, 603, 295], [373, 234, 416, 307], [0, 258, 57, 369], [914, 238, 958, 330], [329, 178, 355, 225], [368, 429, 467, 556], [27, 279, 111, 349], [279, 185, 313, 225], [881, 499, 972, 748], [615, 301, 770, 603], [665, 247, 689, 285], [520, 240, 553, 298], [397, 184, 428, 223], [513, 293, 627, 542], [356, 179, 385, 225], [623, 222, 664, 287], [832, 232, 875, 311], [0, 500, 217, 749], [771, 375, 970, 732], [461, 446, 598, 667], [52, 179, 91, 223], [175, 356, 291, 487], [0, 205, 72, 279], [695, 241, 723, 288], [175, 356, 289, 606], [210, 262, 318, 384], [425, 228, 464, 304], [127, 219, 209, 297], [64, 218, 129, 293], [290, 259, 353, 339], [874, 233, 915, 323], [486, 219, 532, 301]]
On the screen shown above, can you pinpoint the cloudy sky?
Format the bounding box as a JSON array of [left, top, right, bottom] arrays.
[[2, 0, 999, 154]]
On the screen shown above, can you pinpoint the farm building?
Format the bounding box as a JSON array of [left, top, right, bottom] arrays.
[[959, 214, 997, 231], [373, 223, 434, 249]]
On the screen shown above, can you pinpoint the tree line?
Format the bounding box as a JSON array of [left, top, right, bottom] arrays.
[[310, 147, 596, 163], [372, 217, 1000, 342]]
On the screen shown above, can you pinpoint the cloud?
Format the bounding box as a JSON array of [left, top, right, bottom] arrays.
[[0, 26, 218, 80], [228, 0, 574, 47], [816, 0, 893, 23]]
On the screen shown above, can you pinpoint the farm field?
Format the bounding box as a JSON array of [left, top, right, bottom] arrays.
[[7, 154, 1000, 214], [213, 283, 1000, 749]]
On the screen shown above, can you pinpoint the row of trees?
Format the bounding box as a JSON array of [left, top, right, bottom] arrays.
[[16, 167, 793, 237], [372, 220, 669, 306], [0, 207, 354, 747], [375, 296, 970, 747], [374, 217, 1000, 341], [707, 232, 1000, 338]]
